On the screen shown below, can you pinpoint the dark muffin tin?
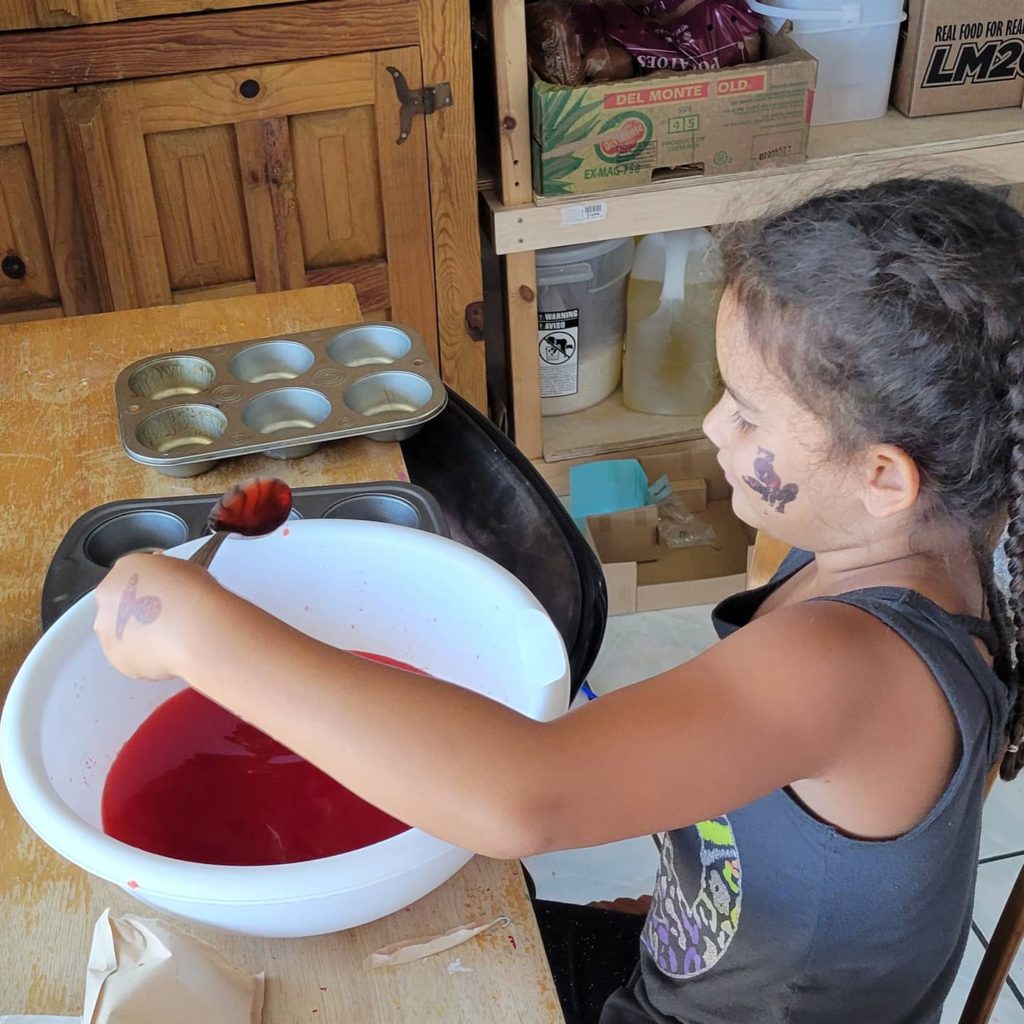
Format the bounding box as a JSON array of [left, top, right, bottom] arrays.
[[41, 483, 449, 629]]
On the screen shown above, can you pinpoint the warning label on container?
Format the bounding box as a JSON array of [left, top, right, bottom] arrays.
[[538, 308, 579, 398]]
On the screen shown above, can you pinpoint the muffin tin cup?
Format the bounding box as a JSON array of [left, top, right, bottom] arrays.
[[116, 322, 447, 477], [41, 483, 450, 630]]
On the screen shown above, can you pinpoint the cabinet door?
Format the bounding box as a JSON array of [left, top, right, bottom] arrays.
[[61, 49, 439, 363], [0, 93, 101, 322]]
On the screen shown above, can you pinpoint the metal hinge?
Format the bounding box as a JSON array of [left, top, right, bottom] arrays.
[[386, 66, 453, 144]]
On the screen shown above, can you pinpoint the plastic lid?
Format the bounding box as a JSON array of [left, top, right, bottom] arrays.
[[535, 236, 634, 267]]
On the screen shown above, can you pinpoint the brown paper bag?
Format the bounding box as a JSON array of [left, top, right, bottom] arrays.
[[83, 910, 264, 1024]]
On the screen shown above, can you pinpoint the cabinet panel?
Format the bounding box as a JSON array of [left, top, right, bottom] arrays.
[[61, 88, 172, 310], [0, 1, 418, 92], [0, 142, 59, 312], [146, 125, 254, 291], [1, 1, 306, 28], [18, 90, 101, 317], [0, 93, 94, 321], [0, 1, 117, 31], [292, 107, 385, 269], [134, 53, 376, 134], [234, 116, 306, 295]]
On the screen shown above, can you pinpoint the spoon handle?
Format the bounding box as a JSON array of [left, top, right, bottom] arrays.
[[189, 531, 229, 570]]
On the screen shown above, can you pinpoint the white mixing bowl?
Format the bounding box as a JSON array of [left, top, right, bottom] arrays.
[[0, 520, 569, 937]]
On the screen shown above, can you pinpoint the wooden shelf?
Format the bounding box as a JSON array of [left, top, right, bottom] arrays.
[[542, 387, 705, 462], [488, 106, 1024, 254]]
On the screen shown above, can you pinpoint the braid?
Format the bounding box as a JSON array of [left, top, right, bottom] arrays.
[[1001, 343, 1024, 780], [975, 536, 1012, 684]]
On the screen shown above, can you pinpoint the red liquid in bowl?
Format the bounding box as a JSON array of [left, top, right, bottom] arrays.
[[101, 653, 418, 865]]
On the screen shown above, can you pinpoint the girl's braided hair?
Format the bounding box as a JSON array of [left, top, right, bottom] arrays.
[[715, 178, 1024, 780]]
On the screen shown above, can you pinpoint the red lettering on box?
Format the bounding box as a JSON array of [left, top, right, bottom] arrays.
[[715, 74, 766, 96], [604, 81, 711, 108]]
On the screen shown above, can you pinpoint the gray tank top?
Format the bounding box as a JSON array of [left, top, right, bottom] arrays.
[[603, 549, 1009, 1024]]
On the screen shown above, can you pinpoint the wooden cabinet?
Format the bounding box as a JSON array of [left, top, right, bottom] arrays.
[[0, 0, 485, 407]]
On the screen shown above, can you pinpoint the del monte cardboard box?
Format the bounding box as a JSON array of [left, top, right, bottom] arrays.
[[531, 28, 817, 198]]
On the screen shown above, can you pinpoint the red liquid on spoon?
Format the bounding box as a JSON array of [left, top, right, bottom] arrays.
[[101, 652, 417, 865], [209, 477, 293, 536]]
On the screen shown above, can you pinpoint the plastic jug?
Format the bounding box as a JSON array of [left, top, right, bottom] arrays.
[[536, 237, 635, 416], [622, 229, 724, 417]]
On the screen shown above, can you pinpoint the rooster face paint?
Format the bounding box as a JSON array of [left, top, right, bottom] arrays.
[[742, 448, 799, 514]]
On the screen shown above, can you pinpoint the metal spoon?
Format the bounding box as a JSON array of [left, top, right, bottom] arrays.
[[189, 477, 294, 570]]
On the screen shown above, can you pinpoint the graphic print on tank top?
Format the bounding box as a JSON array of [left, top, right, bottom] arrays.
[[643, 817, 742, 979]]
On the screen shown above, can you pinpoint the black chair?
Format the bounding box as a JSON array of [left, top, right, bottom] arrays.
[[402, 388, 607, 700]]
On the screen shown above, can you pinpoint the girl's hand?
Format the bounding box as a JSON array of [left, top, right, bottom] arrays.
[[93, 553, 222, 680]]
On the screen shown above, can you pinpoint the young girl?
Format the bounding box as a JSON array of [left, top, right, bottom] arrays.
[[94, 178, 1024, 1024]]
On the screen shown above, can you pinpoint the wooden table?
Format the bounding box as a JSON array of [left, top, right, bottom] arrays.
[[0, 285, 562, 1022]]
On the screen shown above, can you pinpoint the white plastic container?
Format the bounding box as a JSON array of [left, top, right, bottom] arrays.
[[536, 237, 635, 416], [747, 0, 907, 124], [622, 229, 724, 417], [0, 519, 569, 938]]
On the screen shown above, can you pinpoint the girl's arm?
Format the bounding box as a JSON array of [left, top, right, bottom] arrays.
[[94, 553, 888, 858]]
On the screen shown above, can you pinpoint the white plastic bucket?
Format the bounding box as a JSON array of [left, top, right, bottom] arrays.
[[0, 520, 570, 937], [748, 0, 906, 124], [536, 237, 635, 417]]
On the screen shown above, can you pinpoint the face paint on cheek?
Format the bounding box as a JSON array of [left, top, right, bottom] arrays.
[[741, 447, 799, 514]]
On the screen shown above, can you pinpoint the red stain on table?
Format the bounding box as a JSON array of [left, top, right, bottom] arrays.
[[102, 653, 424, 866], [508, 935, 517, 950], [126, 879, 139, 889]]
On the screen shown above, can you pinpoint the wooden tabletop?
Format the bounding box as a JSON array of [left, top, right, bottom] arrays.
[[0, 285, 562, 1022]]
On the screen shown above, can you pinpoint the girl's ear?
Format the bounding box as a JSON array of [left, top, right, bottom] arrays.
[[861, 445, 920, 519]]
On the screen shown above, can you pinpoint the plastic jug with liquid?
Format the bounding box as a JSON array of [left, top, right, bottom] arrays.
[[622, 228, 724, 417]]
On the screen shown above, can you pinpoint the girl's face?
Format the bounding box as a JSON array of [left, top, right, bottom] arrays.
[[703, 289, 872, 552]]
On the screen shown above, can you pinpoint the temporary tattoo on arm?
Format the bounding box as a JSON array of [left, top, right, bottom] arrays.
[[742, 448, 799, 514], [115, 574, 162, 639]]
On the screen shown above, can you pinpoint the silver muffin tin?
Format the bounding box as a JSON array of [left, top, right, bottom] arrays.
[[116, 322, 448, 477], [41, 482, 449, 629]]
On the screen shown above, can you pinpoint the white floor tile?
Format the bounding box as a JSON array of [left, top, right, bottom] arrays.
[[523, 835, 661, 906], [941, 931, 1024, 1023], [587, 605, 719, 694], [982, 781, 1024, 860]]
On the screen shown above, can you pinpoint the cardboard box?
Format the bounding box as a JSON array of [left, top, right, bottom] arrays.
[[581, 441, 755, 614], [892, 0, 1024, 116], [531, 30, 817, 197], [602, 500, 754, 615], [586, 477, 707, 565], [590, 504, 661, 564]]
